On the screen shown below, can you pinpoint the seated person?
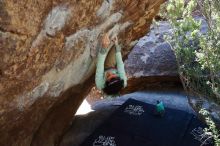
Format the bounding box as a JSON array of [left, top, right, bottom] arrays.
[[95, 34, 127, 97]]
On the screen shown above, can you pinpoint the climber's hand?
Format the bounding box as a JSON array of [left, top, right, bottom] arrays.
[[112, 36, 119, 46], [102, 33, 110, 49]]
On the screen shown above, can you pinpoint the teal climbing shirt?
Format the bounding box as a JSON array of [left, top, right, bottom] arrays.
[[95, 44, 127, 91]]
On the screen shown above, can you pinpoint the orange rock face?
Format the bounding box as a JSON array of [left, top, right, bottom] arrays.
[[0, 0, 164, 145]]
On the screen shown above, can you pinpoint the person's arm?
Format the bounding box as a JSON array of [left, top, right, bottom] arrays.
[[115, 44, 127, 87], [95, 48, 107, 90], [95, 33, 110, 90]]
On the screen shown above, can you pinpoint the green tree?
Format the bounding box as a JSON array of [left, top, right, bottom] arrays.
[[163, 0, 220, 145], [165, 0, 220, 103]]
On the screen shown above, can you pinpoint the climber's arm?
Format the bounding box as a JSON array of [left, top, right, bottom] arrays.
[[115, 44, 127, 87], [95, 49, 108, 90], [95, 33, 110, 90]]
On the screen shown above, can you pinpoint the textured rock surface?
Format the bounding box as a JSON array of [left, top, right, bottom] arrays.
[[123, 21, 181, 93], [125, 21, 178, 78], [0, 0, 164, 146]]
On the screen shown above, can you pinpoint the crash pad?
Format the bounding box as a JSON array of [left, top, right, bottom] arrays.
[[80, 99, 213, 146]]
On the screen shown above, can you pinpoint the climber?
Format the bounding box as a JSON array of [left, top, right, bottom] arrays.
[[95, 33, 127, 97], [154, 100, 165, 117]]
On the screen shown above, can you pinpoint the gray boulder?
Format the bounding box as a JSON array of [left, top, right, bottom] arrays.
[[125, 21, 178, 78]]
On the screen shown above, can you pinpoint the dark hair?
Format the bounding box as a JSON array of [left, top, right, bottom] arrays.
[[103, 77, 124, 95]]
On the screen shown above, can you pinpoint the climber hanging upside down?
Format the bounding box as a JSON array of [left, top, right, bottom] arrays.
[[95, 33, 127, 97]]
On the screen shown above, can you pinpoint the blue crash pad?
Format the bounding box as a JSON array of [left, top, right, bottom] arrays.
[[80, 98, 213, 146]]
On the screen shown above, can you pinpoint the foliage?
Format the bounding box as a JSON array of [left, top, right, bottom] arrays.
[[200, 109, 220, 146], [162, 0, 220, 145], [165, 0, 220, 102]]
